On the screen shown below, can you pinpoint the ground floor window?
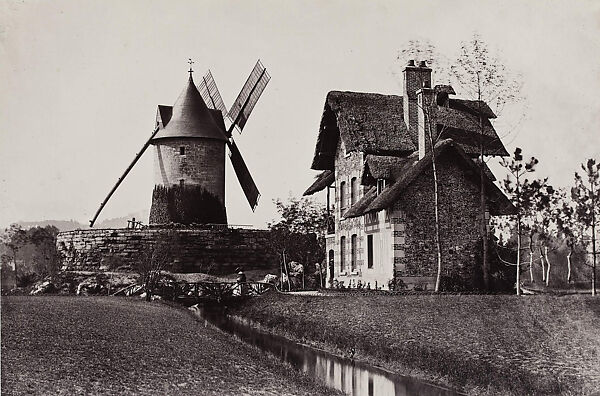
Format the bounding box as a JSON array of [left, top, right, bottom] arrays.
[[367, 234, 373, 268], [351, 234, 357, 271], [340, 236, 346, 272]]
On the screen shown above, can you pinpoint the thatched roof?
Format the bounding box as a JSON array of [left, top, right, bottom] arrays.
[[449, 99, 496, 119], [311, 91, 417, 170], [344, 139, 515, 218], [361, 153, 417, 185], [436, 106, 508, 156], [343, 186, 378, 218], [309, 90, 508, 170], [303, 170, 335, 196], [434, 85, 456, 95]]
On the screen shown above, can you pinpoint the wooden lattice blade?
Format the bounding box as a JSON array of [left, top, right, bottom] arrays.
[[198, 70, 229, 119], [227, 140, 260, 211], [228, 60, 270, 133]]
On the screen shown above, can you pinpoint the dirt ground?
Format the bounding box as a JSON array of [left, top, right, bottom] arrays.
[[1, 296, 340, 396]]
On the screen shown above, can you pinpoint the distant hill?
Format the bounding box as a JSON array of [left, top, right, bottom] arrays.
[[15, 220, 86, 232], [4, 211, 149, 232], [95, 211, 149, 229]]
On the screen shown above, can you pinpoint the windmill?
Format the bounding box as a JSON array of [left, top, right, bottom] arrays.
[[89, 59, 271, 227]]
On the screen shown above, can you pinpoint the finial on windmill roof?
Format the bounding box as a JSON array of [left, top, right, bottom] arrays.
[[188, 58, 194, 78]]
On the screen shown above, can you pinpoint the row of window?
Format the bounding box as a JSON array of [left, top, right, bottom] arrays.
[[339, 177, 388, 210], [339, 234, 375, 271], [339, 177, 358, 209]]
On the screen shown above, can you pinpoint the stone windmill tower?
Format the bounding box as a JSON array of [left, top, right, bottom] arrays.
[[89, 60, 270, 227]]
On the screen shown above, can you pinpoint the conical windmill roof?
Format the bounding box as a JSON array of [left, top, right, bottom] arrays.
[[152, 75, 227, 142]]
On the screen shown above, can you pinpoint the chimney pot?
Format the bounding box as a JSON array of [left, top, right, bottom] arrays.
[[418, 60, 427, 68], [407, 60, 415, 67]]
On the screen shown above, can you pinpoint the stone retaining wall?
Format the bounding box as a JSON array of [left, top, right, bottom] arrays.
[[57, 227, 275, 274]]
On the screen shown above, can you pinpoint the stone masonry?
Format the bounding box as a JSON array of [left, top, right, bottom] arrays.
[[57, 227, 275, 275], [153, 138, 225, 204], [394, 151, 483, 286]]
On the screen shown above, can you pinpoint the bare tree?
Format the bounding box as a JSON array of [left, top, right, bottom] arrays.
[[556, 190, 587, 284], [135, 230, 177, 301], [535, 185, 560, 286], [451, 34, 523, 290], [501, 148, 539, 295]]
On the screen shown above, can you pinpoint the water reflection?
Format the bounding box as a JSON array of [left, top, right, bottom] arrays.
[[191, 305, 461, 396]]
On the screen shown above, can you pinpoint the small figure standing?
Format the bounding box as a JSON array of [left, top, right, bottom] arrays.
[[235, 267, 247, 295]]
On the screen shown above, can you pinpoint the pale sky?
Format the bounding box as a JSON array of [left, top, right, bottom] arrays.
[[1, 0, 599, 229]]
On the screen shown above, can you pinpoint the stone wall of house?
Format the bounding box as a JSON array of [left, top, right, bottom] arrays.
[[57, 227, 275, 275], [394, 151, 483, 288], [329, 140, 366, 287]]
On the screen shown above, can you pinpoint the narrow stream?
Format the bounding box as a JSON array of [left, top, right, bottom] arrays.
[[190, 305, 462, 396]]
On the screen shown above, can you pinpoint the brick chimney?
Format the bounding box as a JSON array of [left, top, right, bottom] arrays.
[[403, 60, 432, 146]]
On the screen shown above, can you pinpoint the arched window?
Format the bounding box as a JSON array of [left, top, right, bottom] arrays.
[[340, 181, 346, 210], [340, 236, 346, 272], [351, 234, 357, 271], [350, 177, 357, 206]]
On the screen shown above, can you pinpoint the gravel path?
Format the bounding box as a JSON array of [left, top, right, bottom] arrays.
[[1, 296, 340, 396]]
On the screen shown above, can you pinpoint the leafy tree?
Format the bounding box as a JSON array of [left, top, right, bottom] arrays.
[[501, 148, 539, 295], [451, 34, 523, 290], [571, 159, 599, 295], [0, 224, 28, 283], [27, 226, 61, 278], [268, 197, 328, 290]]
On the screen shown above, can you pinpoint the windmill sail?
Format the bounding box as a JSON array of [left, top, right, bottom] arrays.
[[227, 140, 260, 211], [89, 126, 160, 227], [228, 60, 271, 133], [198, 70, 229, 119]]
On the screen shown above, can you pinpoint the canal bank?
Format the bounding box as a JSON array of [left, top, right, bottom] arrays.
[[226, 291, 600, 396], [190, 303, 462, 396]]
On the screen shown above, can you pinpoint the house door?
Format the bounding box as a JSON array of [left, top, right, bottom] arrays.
[[328, 249, 334, 284]]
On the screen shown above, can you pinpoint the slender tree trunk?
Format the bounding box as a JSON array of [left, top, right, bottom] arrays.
[[516, 216, 521, 296], [544, 246, 551, 287], [566, 247, 572, 284], [283, 250, 291, 292], [539, 246, 546, 283], [11, 249, 18, 286], [302, 266, 305, 290], [515, 169, 521, 296], [528, 238, 534, 283], [591, 181, 597, 296], [480, 142, 489, 290], [422, 102, 443, 293], [430, 135, 442, 293], [318, 263, 323, 288]]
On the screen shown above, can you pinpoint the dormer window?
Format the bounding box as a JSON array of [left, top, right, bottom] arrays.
[[180, 146, 185, 155], [377, 179, 387, 195]]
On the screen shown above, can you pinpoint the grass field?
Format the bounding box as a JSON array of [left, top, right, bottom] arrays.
[[1, 296, 341, 396], [231, 292, 600, 396]]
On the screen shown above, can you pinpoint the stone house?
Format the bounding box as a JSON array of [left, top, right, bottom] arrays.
[[304, 60, 515, 291]]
